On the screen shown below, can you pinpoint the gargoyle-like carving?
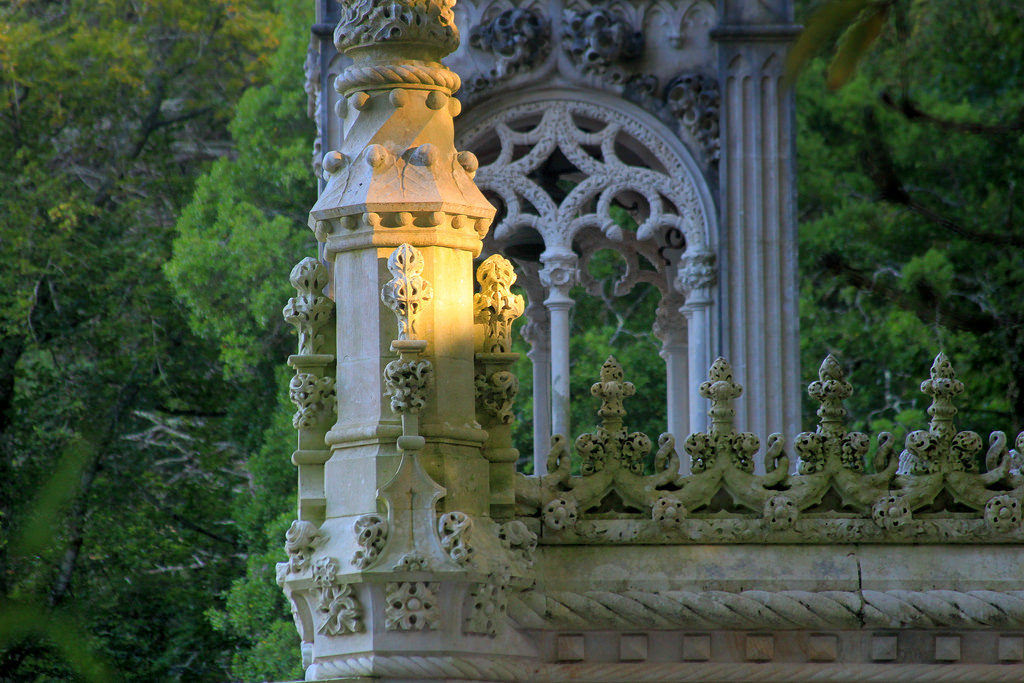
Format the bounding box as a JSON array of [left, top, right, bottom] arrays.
[[381, 243, 433, 341], [666, 73, 720, 164], [438, 511, 474, 565], [312, 557, 363, 634], [383, 359, 433, 414], [352, 514, 388, 569], [463, 582, 506, 636], [284, 520, 325, 573], [466, 8, 550, 93], [289, 372, 336, 429], [283, 257, 333, 356], [475, 371, 518, 424], [561, 8, 642, 81], [384, 581, 440, 630], [473, 255, 524, 353]]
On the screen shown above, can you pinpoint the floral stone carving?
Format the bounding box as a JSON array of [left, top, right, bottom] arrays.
[[312, 557, 363, 635], [561, 8, 642, 81], [284, 520, 326, 573], [352, 514, 388, 569], [665, 73, 720, 164], [380, 243, 433, 341], [385, 581, 441, 630], [464, 582, 507, 637], [438, 511, 474, 565], [467, 8, 550, 93]]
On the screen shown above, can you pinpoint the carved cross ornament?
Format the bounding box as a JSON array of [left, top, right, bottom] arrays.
[[283, 257, 333, 356], [380, 243, 433, 341]]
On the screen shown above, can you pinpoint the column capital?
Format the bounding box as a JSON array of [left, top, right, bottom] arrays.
[[539, 250, 578, 306]]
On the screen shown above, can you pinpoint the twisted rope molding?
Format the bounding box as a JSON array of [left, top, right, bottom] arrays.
[[537, 662, 1024, 682], [308, 654, 526, 681], [509, 589, 1024, 631], [335, 64, 462, 94]]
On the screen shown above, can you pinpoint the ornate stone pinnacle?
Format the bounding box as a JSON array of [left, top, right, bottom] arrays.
[[473, 255, 524, 353], [283, 257, 333, 356], [591, 356, 635, 428], [921, 352, 964, 441], [807, 354, 852, 437], [700, 357, 743, 434], [381, 243, 433, 341]]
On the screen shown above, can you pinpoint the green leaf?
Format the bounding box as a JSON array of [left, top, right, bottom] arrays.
[[827, 4, 890, 89], [785, 0, 871, 85]]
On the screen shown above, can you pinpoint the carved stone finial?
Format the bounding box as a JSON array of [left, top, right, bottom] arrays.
[[808, 354, 853, 437], [591, 356, 636, 427], [921, 352, 964, 441], [700, 357, 743, 435], [283, 257, 333, 356], [473, 255, 524, 353], [334, 0, 459, 57], [381, 243, 433, 341]]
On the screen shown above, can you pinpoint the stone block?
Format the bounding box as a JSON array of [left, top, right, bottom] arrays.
[[998, 636, 1024, 662], [806, 634, 838, 662], [682, 634, 711, 661], [556, 634, 585, 662], [934, 635, 961, 662], [745, 634, 774, 662], [871, 634, 898, 661], [619, 634, 648, 662]]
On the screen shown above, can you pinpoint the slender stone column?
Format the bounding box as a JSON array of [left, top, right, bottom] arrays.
[[654, 293, 690, 467], [678, 247, 717, 437], [539, 249, 578, 442], [712, 0, 801, 454], [517, 261, 552, 474]]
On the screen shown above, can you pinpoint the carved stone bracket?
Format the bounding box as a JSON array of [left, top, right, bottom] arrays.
[[289, 372, 336, 429], [383, 359, 433, 415], [475, 370, 518, 425]]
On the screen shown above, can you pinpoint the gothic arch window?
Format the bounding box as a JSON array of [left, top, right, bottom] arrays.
[[456, 91, 719, 472]]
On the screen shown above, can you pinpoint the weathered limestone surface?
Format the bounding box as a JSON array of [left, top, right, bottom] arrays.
[[275, 1, 1024, 681]]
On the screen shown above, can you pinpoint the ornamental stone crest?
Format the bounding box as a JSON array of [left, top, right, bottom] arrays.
[[381, 243, 433, 341], [473, 254, 524, 353]]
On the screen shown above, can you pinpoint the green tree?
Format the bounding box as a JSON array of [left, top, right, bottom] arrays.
[[1, 0, 282, 679], [795, 0, 1024, 440]]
